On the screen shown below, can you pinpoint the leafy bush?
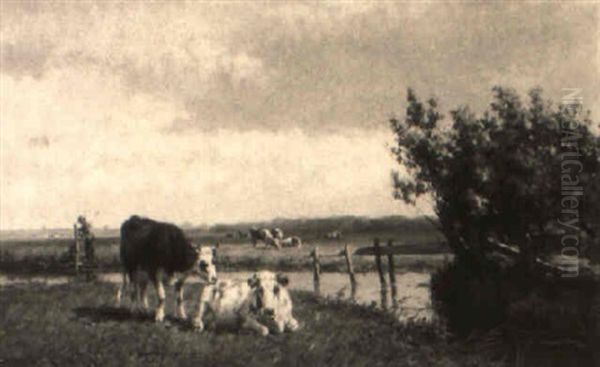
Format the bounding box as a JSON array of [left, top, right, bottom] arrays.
[[390, 87, 599, 265], [391, 87, 600, 348]]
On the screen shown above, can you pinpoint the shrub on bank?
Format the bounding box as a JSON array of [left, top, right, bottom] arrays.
[[430, 258, 599, 364]]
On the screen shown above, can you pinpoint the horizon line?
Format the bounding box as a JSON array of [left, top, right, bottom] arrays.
[[0, 213, 435, 233]]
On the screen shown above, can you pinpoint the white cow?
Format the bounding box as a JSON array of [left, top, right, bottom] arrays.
[[192, 271, 299, 336], [270, 228, 284, 240], [249, 228, 281, 249], [280, 236, 302, 248], [325, 230, 343, 240]]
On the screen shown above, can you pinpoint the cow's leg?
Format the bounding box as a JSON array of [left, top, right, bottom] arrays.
[[139, 278, 149, 311], [175, 275, 188, 319], [273, 238, 282, 250], [270, 317, 286, 334], [266, 315, 297, 334], [241, 316, 269, 336], [192, 285, 212, 331], [129, 270, 147, 312], [285, 317, 299, 332], [116, 272, 127, 307], [130, 270, 139, 307], [153, 272, 166, 322]]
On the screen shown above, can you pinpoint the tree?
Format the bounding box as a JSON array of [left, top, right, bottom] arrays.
[[390, 87, 600, 272]]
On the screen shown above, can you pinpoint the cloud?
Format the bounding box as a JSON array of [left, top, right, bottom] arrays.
[[1, 1, 596, 229], [0, 41, 53, 78], [4, 1, 596, 134], [1, 1, 271, 127], [27, 135, 49, 148], [1, 69, 430, 229]]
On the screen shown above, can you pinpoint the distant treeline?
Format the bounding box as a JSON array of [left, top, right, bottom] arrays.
[[1, 215, 440, 242], [204, 215, 438, 237]]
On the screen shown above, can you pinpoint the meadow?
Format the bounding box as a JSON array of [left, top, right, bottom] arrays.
[[0, 218, 594, 366], [0, 221, 474, 366], [0, 219, 447, 275], [0, 281, 504, 367]]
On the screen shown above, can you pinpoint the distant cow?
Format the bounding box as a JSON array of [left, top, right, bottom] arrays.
[[270, 228, 284, 240], [280, 236, 302, 248], [116, 215, 218, 322], [249, 227, 281, 249], [325, 230, 343, 240], [192, 271, 299, 336]]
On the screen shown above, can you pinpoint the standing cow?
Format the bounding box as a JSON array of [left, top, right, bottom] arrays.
[[249, 227, 281, 250], [270, 228, 284, 240], [116, 215, 217, 322]]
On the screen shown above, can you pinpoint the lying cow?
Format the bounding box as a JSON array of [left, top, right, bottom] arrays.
[[249, 227, 281, 250], [192, 271, 299, 336], [325, 230, 343, 240], [116, 215, 218, 322], [280, 236, 302, 248]]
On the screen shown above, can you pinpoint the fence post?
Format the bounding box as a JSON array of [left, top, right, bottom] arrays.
[[311, 247, 321, 296], [343, 244, 357, 301], [73, 224, 80, 275], [387, 239, 398, 309], [374, 238, 388, 310]]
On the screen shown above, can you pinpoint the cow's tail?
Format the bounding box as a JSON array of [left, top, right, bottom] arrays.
[[119, 215, 142, 274], [117, 216, 140, 306], [119, 222, 129, 276]]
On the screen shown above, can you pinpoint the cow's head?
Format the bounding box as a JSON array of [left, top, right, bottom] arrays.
[[248, 271, 289, 317], [195, 246, 218, 283]]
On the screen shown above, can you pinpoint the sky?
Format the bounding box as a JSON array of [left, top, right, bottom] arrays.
[[1, 1, 598, 230]]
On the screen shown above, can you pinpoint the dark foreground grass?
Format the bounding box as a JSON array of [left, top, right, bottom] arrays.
[[0, 282, 500, 367]]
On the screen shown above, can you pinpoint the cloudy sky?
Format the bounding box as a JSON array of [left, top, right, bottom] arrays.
[[1, 1, 598, 230]]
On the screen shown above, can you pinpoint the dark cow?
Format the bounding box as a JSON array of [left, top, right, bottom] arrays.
[[249, 227, 281, 249], [115, 215, 217, 322]]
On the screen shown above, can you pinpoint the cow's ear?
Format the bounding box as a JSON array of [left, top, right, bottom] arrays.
[[211, 246, 217, 259], [247, 274, 260, 288], [276, 273, 289, 287]]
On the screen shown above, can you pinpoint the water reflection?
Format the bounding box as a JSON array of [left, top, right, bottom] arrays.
[[1, 271, 432, 321]]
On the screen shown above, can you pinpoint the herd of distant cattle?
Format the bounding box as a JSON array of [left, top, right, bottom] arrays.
[[115, 215, 299, 336], [248, 227, 303, 249], [227, 227, 343, 244]]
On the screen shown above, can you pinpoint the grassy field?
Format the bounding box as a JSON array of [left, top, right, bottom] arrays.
[[0, 230, 448, 275], [1, 217, 594, 366], [0, 281, 503, 367]]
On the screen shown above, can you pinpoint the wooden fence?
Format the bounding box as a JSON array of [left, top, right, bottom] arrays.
[[309, 238, 413, 309]]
